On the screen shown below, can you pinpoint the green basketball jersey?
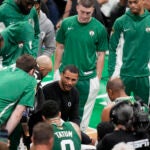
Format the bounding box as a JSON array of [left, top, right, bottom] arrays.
[[0, 66, 37, 125], [56, 15, 108, 80], [0, 0, 40, 57], [52, 122, 81, 150], [109, 10, 150, 77], [0, 21, 34, 66]]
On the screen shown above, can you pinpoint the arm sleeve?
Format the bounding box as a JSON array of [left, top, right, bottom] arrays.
[[108, 19, 122, 77], [31, 8, 40, 57], [97, 25, 109, 51], [18, 79, 37, 107], [42, 21, 56, 56], [56, 20, 65, 44]]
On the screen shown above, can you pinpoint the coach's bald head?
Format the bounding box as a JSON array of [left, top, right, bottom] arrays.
[[36, 55, 52, 77], [106, 77, 127, 101]]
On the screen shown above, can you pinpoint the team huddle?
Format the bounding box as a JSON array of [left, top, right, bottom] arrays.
[[0, 0, 150, 150]]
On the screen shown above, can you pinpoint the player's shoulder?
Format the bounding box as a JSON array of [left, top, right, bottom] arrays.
[[70, 122, 81, 139], [62, 15, 77, 26]]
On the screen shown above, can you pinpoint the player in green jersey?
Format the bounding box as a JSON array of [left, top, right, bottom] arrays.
[[31, 122, 54, 150], [0, 0, 40, 57], [41, 100, 81, 150], [0, 54, 37, 149], [0, 21, 34, 66], [54, 0, 108, 131], [0, 54, 37, 133], [109, 0, 150, 105]]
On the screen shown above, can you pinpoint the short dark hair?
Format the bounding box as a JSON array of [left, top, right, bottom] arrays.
[[42, 100, 60, 119], [106, 78, 125, 92], [33, 122, 53, 145], [62, 65, 79, 75], [78, 0, 95, 8], [16, 54, 37, 72]]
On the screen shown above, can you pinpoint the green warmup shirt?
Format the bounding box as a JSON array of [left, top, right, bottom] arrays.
[[109, 10, 150, 77], [56, 15, 108, 80], [0, 66, 37, 125], [0, 0, 40, 57], [0, 21, 34, 66], [52, 122, 81, 150]]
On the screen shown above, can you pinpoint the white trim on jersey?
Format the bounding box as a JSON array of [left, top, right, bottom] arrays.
[[80, 76, 100, 132], [112, 33, 124, 78]]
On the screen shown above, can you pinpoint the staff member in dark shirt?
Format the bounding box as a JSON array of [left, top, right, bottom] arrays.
[[43, 65, 95, 145], [43, 64, 80, 125]]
